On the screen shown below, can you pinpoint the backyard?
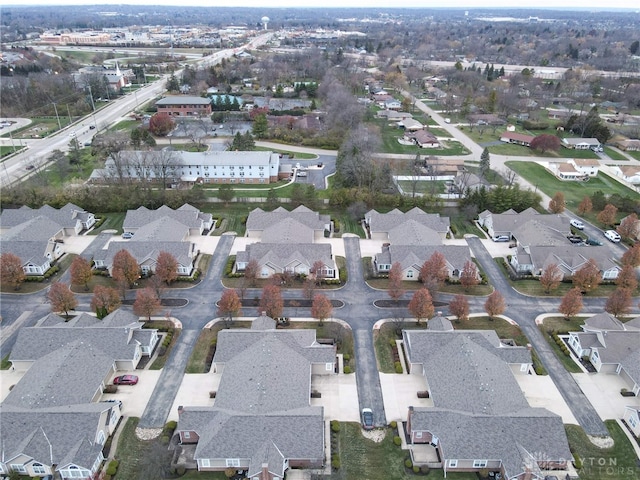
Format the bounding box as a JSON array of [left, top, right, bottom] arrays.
[[505, 161, 638, 212]]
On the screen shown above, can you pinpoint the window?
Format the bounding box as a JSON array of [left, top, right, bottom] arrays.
[[225, 459, 240, 467], [520, 363, 528, 372], [629, 415, 637, 428], [407, 270, 414, 278], [201, 459, 210, 467], [325, 362, 333, 371], [32, 464, 46, 475], [96, 430, 106, 445], [448, 460, 458, 468], [472, 460, 487, 468], [184, 432, 191, 439], [415, 432, 422, 438], [11, 465, 26, 474]]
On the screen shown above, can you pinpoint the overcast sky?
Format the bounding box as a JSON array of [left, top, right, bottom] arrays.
[[6, 0, 637, 10]]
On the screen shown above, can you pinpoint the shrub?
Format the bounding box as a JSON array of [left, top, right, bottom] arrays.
[[331, 420, 340, 432], [413, 466, 420, 473], [343, 366, 352, 374], [393, 436, 402, 446], [343, 353, 350, 361], [390, 420, 397, 429], [390, 338, 397, 347], [106, 466, 117, 476], [404, 458, 413, 469], [161, 435, 170, 444], [331, 457, 341, 469], [176, 465, 186, 476], [224, 468, 236, 478], [109, 460, 119, 469], [420, 465, 430, 474], [573, 455, 583, 469], [522, 120, 549, 130], [395, 361, 403, 373]]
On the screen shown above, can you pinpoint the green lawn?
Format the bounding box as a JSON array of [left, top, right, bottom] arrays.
[[505, 161, 638, 211], [372, 118, 470, 156], [603, 146, 628, 161], [1, 145, 26, 157], [90, 212, 127, 234], [335, 422, 476, 480], [566, 421, 640, 480], [254, 146, 317, 159], [397, 179, 447, 195], [626, 150, 640, 161]]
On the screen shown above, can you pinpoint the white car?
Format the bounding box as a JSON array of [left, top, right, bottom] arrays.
[[492, 235, 510, 242], [604, 230, 621, 243], [570, 219, 585, 230]]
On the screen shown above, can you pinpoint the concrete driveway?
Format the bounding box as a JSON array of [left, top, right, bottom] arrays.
[[572, 373, 640, 421]]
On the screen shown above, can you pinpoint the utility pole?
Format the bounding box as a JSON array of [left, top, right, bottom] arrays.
[[52, 102, 62, 130], [87, 85, 96, 112]]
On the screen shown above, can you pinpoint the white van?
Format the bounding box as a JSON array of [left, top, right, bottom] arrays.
[[604, 230, 621, 243]]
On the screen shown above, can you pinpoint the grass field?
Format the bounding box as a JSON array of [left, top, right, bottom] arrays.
[[372, 118, 470, 156], [0, 145, 26, 157], [4, 116, 74, 139], [566, 421, 640, 480], [603, 146, 628, 161], [505, 161, 638, 211], [335, 423, 476, 480], [90, 212, 127, 234], [397, 179, 447, 195]]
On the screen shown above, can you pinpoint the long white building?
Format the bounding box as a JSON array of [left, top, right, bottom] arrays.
[[90, 150, 281, 185]]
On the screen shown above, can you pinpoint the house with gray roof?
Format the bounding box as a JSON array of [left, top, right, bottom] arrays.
[[374, 244, 471, 281], [236, 243, 336, 280], [510, 245, 620, 280], [0, 203, 96, 235], [567, 315, 640, 396], [0, 308, 152, 479], [245, 206, 332, 241], [94, 240, 197, 277], [402, 329, 571, 479], [477, 208, 569, 243], [365, 207, 450, 241], [561, 137, 601, 150], [0, 203, 95, 275], [123, 204, 213, 236], [175, 315, 335, 478], [155, 95, 212, 116]]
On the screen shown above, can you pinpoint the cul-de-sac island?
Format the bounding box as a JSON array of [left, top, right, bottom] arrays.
[[0, 5, 639, 480]]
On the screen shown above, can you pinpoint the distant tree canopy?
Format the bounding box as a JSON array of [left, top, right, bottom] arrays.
[[460, 184, 542, 213]]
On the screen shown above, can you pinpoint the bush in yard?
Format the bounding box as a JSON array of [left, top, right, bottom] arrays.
[[405, 458, 413, 469], [176, 465, 186, 476], [161, 435, 170, 444], [395, 362, 403, 373], [390, 338, 397, 347], [331, 420, 340, 432], [573, 455, 583, 469], [224, 468, 236, 478], [390, 420, 397, 429], [164, 420, 177, 434], [106, 466, 117, 476], [413, 466, 420, 473], [332, 456, 341, 469], [343, 353, 350, 361], [393, 436, 402, 446], [108, 460, 119, 469], [343, 366, 352, 374], [420, 465, 430, 474]]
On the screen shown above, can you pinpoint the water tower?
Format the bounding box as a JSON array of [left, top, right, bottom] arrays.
[[261, 16, 270, 30]]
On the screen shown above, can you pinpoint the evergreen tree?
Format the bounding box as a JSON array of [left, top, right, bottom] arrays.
[[480, 148, 490, 179]]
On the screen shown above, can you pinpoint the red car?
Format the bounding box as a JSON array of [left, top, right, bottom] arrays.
[[113, 375, 138, 385]]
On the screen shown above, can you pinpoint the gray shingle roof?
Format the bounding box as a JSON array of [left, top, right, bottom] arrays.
[[387, 220, 443, 245], [403, 330, 531, 415], [246, 206, 330, 234], [375, 245, 470, 272], [123, 204, 212, 232], [179, 408, 324, 467], [261, 217, 315, 243], [365, 207, 450, 235], [238, 243, 334, 273], [512, 220, 570, 247], [10, 327, 138, 363], [583, 312, 630, 332], [0, 404, 111, 469], [0, 203, 89, 232], [4, 343, 114, 408], [529, 245, 619, 276], [94, 241, 195, 270], [410, 408, 571, 479], [177, 321, 333, 470]]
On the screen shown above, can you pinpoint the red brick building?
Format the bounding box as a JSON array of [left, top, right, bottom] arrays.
[[156, 96, 212, 116]]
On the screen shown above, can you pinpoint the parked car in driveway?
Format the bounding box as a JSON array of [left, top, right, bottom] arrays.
[[586, 237, 603, 246], [567, 235, 584, 244], [604, 230, 621, 243], [570, 219, 585, 230], [361, 408, 374, 430], [492, 235, 510, 242], [121, 232, 134, 239], [113, 375, 138, 385]]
